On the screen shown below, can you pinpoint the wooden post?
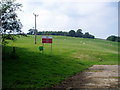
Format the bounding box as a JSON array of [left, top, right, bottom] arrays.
[[42, 43, 44, 54], [34, 14, 37, 44], [51, 43, 52, 55], [33, 13, 38, 44]]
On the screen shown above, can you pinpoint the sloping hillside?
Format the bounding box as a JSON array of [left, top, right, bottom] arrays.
[[2, 35, 119, 88]]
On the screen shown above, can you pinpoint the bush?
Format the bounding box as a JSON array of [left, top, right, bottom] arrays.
[[106, 35, 120, 42]]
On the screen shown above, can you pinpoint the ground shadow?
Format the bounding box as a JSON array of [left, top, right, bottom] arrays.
[[2, 45, 89, 88]]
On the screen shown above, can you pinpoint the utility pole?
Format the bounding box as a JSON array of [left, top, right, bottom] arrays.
[[33, 13, 39, 44]]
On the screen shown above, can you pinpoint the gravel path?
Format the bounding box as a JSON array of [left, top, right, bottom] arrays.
[[53, 65, 119, 89]]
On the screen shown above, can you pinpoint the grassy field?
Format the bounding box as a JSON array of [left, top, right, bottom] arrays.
[[3, 35, 119, 88]]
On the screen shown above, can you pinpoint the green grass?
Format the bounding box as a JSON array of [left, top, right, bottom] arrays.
[[3, 35, 119, 88]]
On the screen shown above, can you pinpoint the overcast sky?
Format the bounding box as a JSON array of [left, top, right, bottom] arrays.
[[16, 0, 119, 39]]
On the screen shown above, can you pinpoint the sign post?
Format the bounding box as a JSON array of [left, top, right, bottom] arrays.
[[51, 43, 52, 55], [42, 36, 53, 55]]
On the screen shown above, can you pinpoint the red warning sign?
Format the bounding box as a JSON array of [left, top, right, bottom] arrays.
[[42, 36, 52, 43]]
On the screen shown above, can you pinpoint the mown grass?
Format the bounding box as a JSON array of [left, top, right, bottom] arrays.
[[2, 35, 119, 88]]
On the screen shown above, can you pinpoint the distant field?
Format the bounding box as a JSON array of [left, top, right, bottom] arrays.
[[3, 35, 119, 88]]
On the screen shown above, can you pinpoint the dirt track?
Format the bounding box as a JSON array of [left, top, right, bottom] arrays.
[[53, 65, 119, 89]]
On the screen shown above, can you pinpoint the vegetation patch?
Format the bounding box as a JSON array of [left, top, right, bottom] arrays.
[[2, 35, 119, 88]]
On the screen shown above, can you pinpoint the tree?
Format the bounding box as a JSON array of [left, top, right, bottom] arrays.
[[0, 0, 23, 45], [76, 29, 83, 37], [27, 29, 38, 35], [115, 37, 120, 42], [83, 32, 95, 39], [69, 30, 76, 37], [107, 35, 120, 42], [107, 35, 117, 41], [27, 29, 34, 35], [89, 35, 95, 39], [83, 32, 90, 38]]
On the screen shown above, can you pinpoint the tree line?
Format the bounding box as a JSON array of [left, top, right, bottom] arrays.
[[27, 29, 95, 39]]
